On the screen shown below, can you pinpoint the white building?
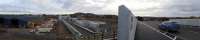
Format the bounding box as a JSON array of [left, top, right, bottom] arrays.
[[118, 5, 137, 40]]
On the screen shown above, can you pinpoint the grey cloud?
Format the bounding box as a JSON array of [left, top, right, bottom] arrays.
[[163, 0, 200, 17], [136, 0, 200, 17], [62, 0, 117, 15], [0, 0, 118, 15]]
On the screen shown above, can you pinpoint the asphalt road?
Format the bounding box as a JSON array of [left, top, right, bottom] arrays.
[[135, 21, 171, 40], [142, 21, 200, 40]]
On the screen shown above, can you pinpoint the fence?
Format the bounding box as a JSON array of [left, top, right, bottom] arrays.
[[59, 16, 103, 40]]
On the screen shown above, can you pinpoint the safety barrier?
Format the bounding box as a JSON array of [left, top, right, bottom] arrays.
[[59, 16, 82, 40], [59, 16, 103, 40]]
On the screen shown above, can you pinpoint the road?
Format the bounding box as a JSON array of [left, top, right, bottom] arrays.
[[135, 21, 172, 40], [142, 21, 200, 40]]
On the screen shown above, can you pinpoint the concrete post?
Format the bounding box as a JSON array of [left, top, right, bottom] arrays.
[[118, 5, 137, 40]]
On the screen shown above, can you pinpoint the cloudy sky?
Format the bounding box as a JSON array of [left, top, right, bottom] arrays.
[[0, 0, 120, 15], [0, 0, 199, 17], [125, 0, 200, 17]]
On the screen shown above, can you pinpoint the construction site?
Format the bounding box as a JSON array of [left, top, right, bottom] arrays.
[[0, 14, 117, 40]]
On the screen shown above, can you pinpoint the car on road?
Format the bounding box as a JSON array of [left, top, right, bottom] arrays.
[[159, 21, 180, 33]]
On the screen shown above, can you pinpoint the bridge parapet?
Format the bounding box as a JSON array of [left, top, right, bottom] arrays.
[[59, 16, 103, 40]]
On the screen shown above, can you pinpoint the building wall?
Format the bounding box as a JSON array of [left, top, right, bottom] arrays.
[[118, 5, 137, 40]]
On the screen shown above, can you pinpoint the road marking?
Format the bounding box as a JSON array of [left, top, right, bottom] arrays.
[[138, 21, 175, 40], [138, 21, 189, 40], [172, 36, 177, 40], [189, 31, 199, 34]]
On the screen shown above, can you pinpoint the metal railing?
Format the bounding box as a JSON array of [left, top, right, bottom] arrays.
[[60, 16, 82, 40], [59, 16, 103, 40]]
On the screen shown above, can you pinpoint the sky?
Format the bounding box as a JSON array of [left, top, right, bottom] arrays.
[[0, 0, 120, 15], [0, 0, 199, 17], [125, 0, 200, 17]]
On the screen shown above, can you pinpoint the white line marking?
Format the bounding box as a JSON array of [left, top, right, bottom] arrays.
[[189, 30, 199, 34], [138, 21, 174, 40], [138, 21, 189, 40], [173, 36, 177, 40]]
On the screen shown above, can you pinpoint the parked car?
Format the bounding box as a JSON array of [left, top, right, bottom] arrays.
[[159, 21, 180, 33]]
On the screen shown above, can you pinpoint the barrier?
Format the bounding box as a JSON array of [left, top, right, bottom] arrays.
[[118, 5, 137, 40], [59, 16, 82, 40], [59, 16, 103, 40]]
